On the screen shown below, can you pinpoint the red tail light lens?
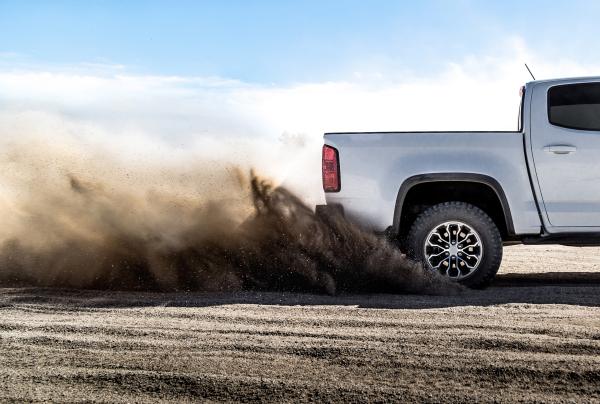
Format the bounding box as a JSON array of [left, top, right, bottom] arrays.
[[322, 145, 340, 192]]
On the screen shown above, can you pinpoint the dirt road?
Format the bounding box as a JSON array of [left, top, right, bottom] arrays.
[[0, 245, 599, 403]]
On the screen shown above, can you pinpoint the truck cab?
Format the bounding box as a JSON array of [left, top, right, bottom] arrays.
[[527, 78, 600, 231]]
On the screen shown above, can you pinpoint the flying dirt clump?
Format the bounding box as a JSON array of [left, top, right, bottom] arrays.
[[0, 169, 456, 295]]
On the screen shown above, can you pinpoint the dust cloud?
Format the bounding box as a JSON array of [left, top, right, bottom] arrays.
[[0, 121, 454, 295]]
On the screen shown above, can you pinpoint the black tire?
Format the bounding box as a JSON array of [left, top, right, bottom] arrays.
[[406, 201, 502, 289]]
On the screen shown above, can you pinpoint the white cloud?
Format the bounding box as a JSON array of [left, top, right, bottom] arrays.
[[0, 39, 599, 204]]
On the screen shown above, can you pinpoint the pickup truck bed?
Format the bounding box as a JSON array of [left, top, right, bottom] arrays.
[[324, 131, 540, 235]]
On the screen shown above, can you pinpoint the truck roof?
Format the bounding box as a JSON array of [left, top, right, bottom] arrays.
[[528, 76, 600, 86]]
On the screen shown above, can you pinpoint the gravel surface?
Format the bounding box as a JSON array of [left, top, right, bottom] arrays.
[[0, 245, 599, 403]]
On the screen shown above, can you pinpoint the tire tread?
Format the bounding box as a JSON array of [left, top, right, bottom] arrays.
[[406, 201, 502, 288]]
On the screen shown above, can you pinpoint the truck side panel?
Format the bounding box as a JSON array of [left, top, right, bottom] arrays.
[[324, 132, 542, 235]]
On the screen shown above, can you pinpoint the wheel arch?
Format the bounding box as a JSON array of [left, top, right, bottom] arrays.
[[392, 173, 515, 240]]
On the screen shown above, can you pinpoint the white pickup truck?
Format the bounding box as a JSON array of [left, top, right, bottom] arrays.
[[318, 77, 600, 288]]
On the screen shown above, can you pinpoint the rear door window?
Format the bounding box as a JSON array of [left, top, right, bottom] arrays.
[[548, 83, 600, 131]]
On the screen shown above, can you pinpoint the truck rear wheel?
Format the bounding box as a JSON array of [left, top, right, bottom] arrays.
[[406, 201, 502, 288]]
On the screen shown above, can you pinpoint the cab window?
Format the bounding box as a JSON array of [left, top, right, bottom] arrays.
[[548, 83, 600, 131]]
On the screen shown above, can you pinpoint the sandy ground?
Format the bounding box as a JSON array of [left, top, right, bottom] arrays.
[[0, 245, 599, 403]]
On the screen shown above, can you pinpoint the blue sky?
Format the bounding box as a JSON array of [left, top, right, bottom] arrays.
[[2, 0, 600, 83]]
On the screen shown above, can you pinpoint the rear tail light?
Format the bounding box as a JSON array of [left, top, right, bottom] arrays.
[[322, 145, 340, 192]]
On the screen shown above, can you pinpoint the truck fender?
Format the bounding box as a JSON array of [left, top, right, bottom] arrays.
[[392, 173, 515, 236]]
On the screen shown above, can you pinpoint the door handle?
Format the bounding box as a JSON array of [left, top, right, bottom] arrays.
[[543, 145, 577, 154]]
